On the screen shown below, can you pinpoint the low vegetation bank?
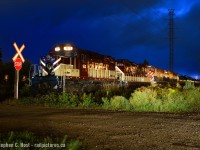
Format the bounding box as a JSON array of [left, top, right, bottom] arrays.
[[7, 84, 200, 112]]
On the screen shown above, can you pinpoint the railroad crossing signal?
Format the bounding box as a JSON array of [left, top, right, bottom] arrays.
[[12, 42, 25, 100]]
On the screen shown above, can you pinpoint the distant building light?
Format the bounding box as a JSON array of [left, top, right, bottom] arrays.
[[55, 47, 60, 52], [22, 75, 26, 81], [4, 75, 8, 81], [64, 46, 73, 51]]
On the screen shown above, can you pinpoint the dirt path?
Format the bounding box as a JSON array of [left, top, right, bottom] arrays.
[[0, 104, 200, 149]]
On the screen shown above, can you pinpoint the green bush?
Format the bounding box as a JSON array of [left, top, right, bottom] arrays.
[[67, 140, 83, 150], [58, 93, 78, 108], [182, 89, 200, 111], [40, 93, 58, 106], [183, 81, 195, 90], [79, 93, 94, 108], [110, 96, 131, 111], [19, 96, 36, 105], [102, 97, 110, 110], [129, 87, 159, 112], [20, 84, 31, 97], [161, 88, 187, 112], [102, 96, 131, 111]]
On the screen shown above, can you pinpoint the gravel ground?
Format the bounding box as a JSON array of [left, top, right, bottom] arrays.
[[0, 104, 200, 149]]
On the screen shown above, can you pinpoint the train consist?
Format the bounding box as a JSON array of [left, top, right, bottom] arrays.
[[30, 43, 190, 92]]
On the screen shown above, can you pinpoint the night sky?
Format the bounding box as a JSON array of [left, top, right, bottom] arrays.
[[1, 0, 200, 78]]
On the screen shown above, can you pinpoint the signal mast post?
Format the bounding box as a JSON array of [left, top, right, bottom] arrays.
[[63, 75, 66, 93], [63, 72, 66, 94], [14, 70, 19, 99]]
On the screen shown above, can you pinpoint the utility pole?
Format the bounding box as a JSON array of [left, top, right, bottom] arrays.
[[169, 9, 175, 72]]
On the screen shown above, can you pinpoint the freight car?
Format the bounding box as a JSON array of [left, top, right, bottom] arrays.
[[30, 43, 187, 93]]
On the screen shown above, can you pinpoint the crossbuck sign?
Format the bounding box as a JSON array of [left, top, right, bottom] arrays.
[[12, 42, 25, 71], [12, 42, 25, 63]]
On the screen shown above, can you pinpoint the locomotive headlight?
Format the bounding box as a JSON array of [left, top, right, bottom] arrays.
[[55, 47, 60, 52], [64, 45, 73, 51]]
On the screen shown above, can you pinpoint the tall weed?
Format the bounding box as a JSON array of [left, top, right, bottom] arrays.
[[102, 97, 110, 110], [79, 93, 94, 108]]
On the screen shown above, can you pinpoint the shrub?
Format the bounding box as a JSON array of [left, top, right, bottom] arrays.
[[182, 89, 200, 111], [19, 96, 36, 105], [161, 89, 187, 112], [58, 92, 78, 108], [67, 140, 83, 150], [79, 93, 94, 108], [40, 92, 58, 106], [110, 96, 131, 111], [129, 87, 159, 112], [183, 81, 195, 90], [102, 97, 110, 110], [20, 84, 31, 97], [102, 96, 131, 111]]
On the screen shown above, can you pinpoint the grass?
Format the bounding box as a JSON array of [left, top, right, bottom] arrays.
[[0, 131, 84, 150]]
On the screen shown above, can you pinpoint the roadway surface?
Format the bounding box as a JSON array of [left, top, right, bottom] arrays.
[[0, 104, 200, 149]]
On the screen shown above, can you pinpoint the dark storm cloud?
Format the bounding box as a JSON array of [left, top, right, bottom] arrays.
[[173, 1, 200, 75], [0, 0, 200, 77]]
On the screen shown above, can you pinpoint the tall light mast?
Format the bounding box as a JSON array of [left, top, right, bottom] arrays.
[[169, 9, 175, 72]]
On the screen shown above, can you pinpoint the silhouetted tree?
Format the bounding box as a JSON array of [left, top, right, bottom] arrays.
[[0, 47, 32, 100], [0, 48, 4, 84], [135, 59, 149, 76], [0, 48, 2, 63], [142, 59, 149, 67]]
